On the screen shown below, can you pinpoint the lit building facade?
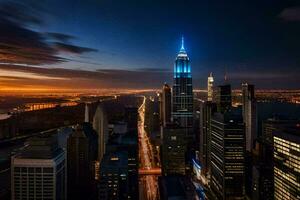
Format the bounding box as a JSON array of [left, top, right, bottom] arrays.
[[210, 109, 245, 199], [207, 72, 214, 102], [199, 101, 216, 183], [273, 123, 300, 200], [172, 37, 193, 128], [11, 135, 65, 200]]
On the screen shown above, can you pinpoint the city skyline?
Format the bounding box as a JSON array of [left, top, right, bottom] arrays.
[[0, 0, 300, 93], [1, 1, 300, 200]]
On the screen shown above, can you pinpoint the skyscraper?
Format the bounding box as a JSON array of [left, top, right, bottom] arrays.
[[272, 121, 300, 200], [93, 105, 108, 162], [67, 123, 98, 200], [210, 108, 245, 199], [242, 83, 257, 152], [161, 83, 171, 127], [172, 37, 193, 128], [199, 101, 216, 183], [11, 134, 66, 200], [207, 72, 214, 102]]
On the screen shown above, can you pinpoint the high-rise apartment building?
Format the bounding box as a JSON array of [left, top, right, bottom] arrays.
[[242, 83, 257, 152], [172, 37, 193, 128], [11, 134, 65, 200]]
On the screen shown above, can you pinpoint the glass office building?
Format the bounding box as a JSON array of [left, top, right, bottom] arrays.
[[273, 123, 300, 200]]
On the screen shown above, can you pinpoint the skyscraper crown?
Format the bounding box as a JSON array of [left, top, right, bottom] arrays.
[[177, 36, 188, 57]]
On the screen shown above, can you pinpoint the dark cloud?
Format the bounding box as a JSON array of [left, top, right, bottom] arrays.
[[0, 1, 43, 25], [279, 7, 300, 21], [0, 1, 97, 65], [0, 18, 65, 65], [53, 42, 98, 54], [46, 32, 76, 42]]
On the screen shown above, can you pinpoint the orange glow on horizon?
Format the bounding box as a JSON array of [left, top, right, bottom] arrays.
[[0, 85, 157, 95]]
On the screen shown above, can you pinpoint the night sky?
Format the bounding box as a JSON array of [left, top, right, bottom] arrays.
[[0, 0, 300, 91]]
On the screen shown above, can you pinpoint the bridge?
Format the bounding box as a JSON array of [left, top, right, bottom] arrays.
[[138, 168, 162, 175]]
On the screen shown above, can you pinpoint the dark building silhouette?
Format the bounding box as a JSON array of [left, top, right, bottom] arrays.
[[98, 151, 129, 200], [161, 124, 187, 175], [0, 114, 18, 139], [159, 175, 199, 200], [124, 107, 138, 133], [215, 85, 232, 113], [250, 118, 288, 200], [251, 153, 274, 200], [145, 98, 160, 139], [67, 123, 98, 200], [161, 83, 172, 127]]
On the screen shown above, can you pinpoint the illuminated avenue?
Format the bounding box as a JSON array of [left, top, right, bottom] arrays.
[[138, 96, 161, 200]]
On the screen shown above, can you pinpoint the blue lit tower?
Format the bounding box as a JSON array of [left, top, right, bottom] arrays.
[[172, 37, 193, 127]]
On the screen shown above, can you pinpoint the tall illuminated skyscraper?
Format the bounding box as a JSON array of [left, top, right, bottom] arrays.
[[172, 37, 193, 128], [207, 72, 214, 102]]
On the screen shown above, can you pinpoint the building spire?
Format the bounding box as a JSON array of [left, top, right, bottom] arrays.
[[181, 36, 185, 51]]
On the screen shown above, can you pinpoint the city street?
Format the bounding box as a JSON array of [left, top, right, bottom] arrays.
[[138, 97, 160, 200]]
